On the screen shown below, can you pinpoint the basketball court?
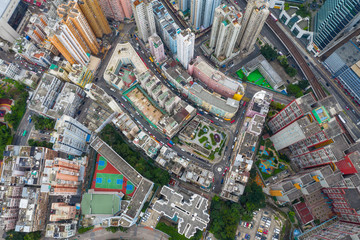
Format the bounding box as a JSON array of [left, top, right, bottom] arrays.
[[91, 155, 136, 196]]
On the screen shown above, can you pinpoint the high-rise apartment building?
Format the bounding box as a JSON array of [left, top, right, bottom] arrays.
[[98, 0, 133, 21], [152, 0, 180, 54], [178, 0, 191, 12], [47, 22, 90, 65], [313, 0, 360, 52], [296, 219, 360, 240], [177, 28, 195, 69], [236, 0, 269, 54], [78, 0, 111, 37], [0, 0, 30, 43], [190, 0, 221, 30], [52, 115, 92, 156], [57, 1, 100, 55], [269, 94, 351, 169], [149, 34, 166, 63], [132, 0, 156, 42], [209, 4, 242, 59]]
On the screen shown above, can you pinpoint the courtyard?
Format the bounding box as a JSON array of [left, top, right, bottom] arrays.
[[125, 86, 165, 126], [189, 122, 227, 160]]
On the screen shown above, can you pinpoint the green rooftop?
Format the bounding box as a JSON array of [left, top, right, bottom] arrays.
[[312, 106, 330, 124], [50, 64, 58, 70], [81, 193, 121, 215]]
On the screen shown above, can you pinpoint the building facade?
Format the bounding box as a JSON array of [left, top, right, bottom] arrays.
[[78, 0, 111, 37], [132, 0, 156, 42], [57, 1, 100, 55], [99, 0, 133, 21], [312, 0, 360, 52], [48, 22, 91, 65], [190, 0, 221, 30], [0, 0, 30, 43], [177, 28, 195, 69], [152, 0, 180, 54], [236, 0, 269, 54]]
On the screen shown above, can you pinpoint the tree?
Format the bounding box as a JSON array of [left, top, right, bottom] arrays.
[[298, 80, 309, 90], [0, 125, 12, 159], [240, 182, 266, 210], [24, 232, 41, 240], [285, 66, 297, 77], [277, 55, 288, 67], [287, 84, 302, 96], [209, 196, 242, 240], [32, 115, 55, 130], [260, 44, 278, 61], [172, 136, 180, 144]]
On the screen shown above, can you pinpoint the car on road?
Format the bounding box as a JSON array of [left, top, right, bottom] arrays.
[[230, 119, 235, 124], [167, 143, 173, 147], [110, 88, 116, 92], [221, 178, 224, 184], [209, 119, 214, 123]]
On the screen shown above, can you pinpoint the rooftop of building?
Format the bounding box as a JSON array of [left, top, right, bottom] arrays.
[[45, 222, 76, 239], [332, 39, 360, 67], [238, 132, 258, 159], [153, 186, 210, 239], [344, 188, 360, 211], [190, 56, 244, 94], [81, 192, 121, 215], [190, 83, 238, 113], [104, 43, 147, 84], [90, 137, 143, 186]]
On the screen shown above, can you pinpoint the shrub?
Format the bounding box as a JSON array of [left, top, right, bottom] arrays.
[[78, 226, 94, 234]]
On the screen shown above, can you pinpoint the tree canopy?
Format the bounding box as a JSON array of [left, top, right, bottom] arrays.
[[260, 44, 278, 61], [287, 83, 303, 97], [209, 195, 242, 240], [32, 115, 55, 130]]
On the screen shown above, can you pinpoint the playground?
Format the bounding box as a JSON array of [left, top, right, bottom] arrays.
[[236, 69, 273, 90], [256, 139, 288, 180], [91, 155, 136, 196], [0, 99, 13, 124]]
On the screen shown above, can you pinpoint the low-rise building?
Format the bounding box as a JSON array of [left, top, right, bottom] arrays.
[[0, 59, 21, 79], [49, 203, 77, 222], [242, 55, 285, 90], [84, 83, 122, 113], [221, 91, 272, 201], [29, 73, 86, 119], [182, 163, 214, 190], [45, 222, 77, 239], [13, 37, 52, 67], [153, 186, 210, 239], [41, 157, 86, 195]]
